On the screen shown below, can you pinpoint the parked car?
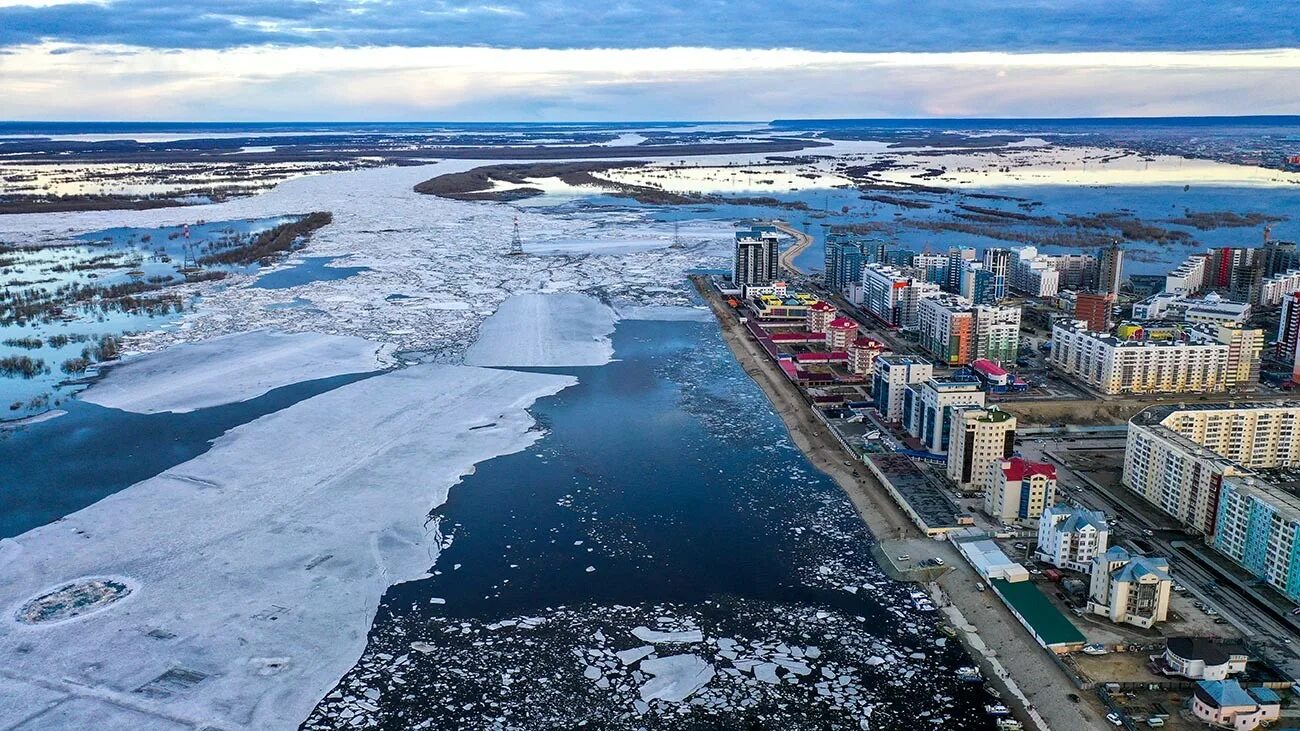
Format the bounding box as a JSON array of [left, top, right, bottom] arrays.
[[1106, 712, 1124, 726], [897, 554, 911, 562]]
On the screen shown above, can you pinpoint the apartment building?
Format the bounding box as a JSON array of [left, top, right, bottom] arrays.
[[872, 355, 934, 422], [984, 457, 1057, 523], [903, 376, 986, 455], [916, 294, 1021, 366], [945, 406, 1016, 492], [1087, 546, 1172, 629], [1036, 504, 1109, 573]]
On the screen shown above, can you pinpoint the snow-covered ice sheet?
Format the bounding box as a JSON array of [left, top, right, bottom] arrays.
[[81, 330, 390, 414], [0, 161, 729, 364], [464, 292, 618, 367], [0, 363, 574, 729]]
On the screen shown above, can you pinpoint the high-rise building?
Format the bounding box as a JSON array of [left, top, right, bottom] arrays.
[[1009, 249, 1061, 298], [1166, 255, 1209, 295], [1073, 292, 1115, 332], [1261, 238, 1299, 278], [872, 355, 933, 422], [944, 247, 976, 293], [983, 248, 1012, 301], [1259, 269, 1300, 307], [1098, 241, 1124, 296], [1213, 475, 1300, 604], [946, 406, 1016, 492], [732, 226, 779, 288], [985, 458, 1057, 522], [858, 263, 941, 329], [1123, 402, 1300, 535], [1276, 292, 1300, 373], [958, 261, 997, 305], [1050, 319, 1258, 395], [903, 376, 986, 454], [1046, 253, 1098, 291], [916, 294, 1021, 366]]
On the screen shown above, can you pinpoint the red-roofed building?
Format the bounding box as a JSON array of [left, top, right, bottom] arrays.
[[985, 457, 1058, 523], [807, 300, 837, 333], [826, 317, 860, 351], [848, 336, 888, 376], [794, 351, 849, 364], [769, 330, 826, 344]]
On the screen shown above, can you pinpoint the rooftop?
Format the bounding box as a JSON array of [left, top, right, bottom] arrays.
[[971, 358, 1008, 377], [1194, 679, 1257, 710], [1166, 637, 1248, 666], [1001, 457, 1056, 482], [991, 577, 1086, 648]]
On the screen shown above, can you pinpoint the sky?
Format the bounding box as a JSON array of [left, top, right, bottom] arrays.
[[0, 0, 1298, 121]]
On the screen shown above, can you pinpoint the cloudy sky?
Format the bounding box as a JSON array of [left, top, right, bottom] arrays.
[[1, 0, 1298, 121]]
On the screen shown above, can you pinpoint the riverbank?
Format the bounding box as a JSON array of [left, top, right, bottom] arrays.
[[693, 274, 1109, 730]]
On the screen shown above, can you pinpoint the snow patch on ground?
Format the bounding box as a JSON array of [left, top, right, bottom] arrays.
[[0, 363, 574, 729], [81, 330, 389, 413], [464, 293, 618, 367]]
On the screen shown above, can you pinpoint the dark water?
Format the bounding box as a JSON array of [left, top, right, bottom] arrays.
[[0, 371, 374, 538], [252, 256, 370, 289], [307, 319, 994, 730]]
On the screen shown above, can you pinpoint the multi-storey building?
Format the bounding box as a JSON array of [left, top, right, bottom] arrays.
[[958, 261, 997, 305], [903, 376, 986, 455], [1036, 504, 1109, 573], [983, 248, 1012, 301], [1132, 291, 1250, 327], [1009, 251, 1061, 298], [858, 263, 940, 329], [1218, 324, 1263, 388], [945, 406, 1016, 492], [1277, 292, 1300, 374], [1087, 546, 1171, 628], [1098, 241, 1124, 296], [1166, 254, 1209, 295], [943, 247, 977, 293], [824, 232, 884, 293], [1123, 402, 1300, 535], [1050, 319, 1260, 395], [1259, 269, 1300, 307], [806, 300, 836, 334], [732, 226, 780, 289], [847, 336, 888, 376], [1045, 253, 1098, 291], [985, 458, 1057, 523], [872, 355, 933, 422], [825, 317, 859, 351], [917, 295, 1022, 366], [1073, 292, 1115, 332], [1212, 475, 1300, 603]]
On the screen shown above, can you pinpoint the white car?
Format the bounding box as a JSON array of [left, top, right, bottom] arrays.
[[1106, 712, 1124, 726]]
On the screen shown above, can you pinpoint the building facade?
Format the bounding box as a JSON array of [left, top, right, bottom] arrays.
[[1050, 319, 1260, 395], [917, 294, 1021, 366], [903, 377, 987, 455], [1086, 546, 1171, 628], [858, 263, 941, 329], [872, 355, 933, 423], [945, 406, 1016, 492], [1036, 504, 1109, 573], [732, 226, 779, 288], [985, 457, 1057, 523], [1213, 476, 1300, 604]]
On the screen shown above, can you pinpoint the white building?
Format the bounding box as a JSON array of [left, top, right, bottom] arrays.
[[946, 406, 1016, 492], [1160, 637, 1249, 681], [1049, 319, 1260, 394], [1166, 254, 1209, 295], [847, 336, 887, 376], [1259, 269, 1300, 307], [1010, 248, 1062, 298], [1132, 291, 1251, 326], [1191, 680, 1280, 731], [1036, 504, 1108, 573], [903, 377, 986, 454], [859, 263, 941, 330], [1086, 546, 1172, 628], [985, 458, 1057, 523], [872, 355, 933, 422], [1124, 401, 1300, 537]]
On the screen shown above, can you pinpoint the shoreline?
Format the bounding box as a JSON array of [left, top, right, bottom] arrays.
[[692, 274, 1107, 731]]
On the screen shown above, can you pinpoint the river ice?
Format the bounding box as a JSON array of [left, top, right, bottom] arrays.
[[0, 364, 574, 729], [81, 330, 390, 413], [464, 292, 617, 367]]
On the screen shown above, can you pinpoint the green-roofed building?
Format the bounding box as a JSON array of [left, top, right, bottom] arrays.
[[990, 577, 1086, 654]]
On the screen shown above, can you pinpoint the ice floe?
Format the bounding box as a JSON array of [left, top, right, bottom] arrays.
[[81, 330, 390, 413], [0, 363, 574, 729], [638, 654, 715, 702]]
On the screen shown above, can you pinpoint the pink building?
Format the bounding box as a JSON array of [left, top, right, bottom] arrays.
[[826, 317, 859, 351], [848, 336, 887, 376], [807, 301, 837, 334]]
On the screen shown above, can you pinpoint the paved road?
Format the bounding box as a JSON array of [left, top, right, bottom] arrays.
[[773, 220, 814, 276], [1021, 439, 1300, 680]]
